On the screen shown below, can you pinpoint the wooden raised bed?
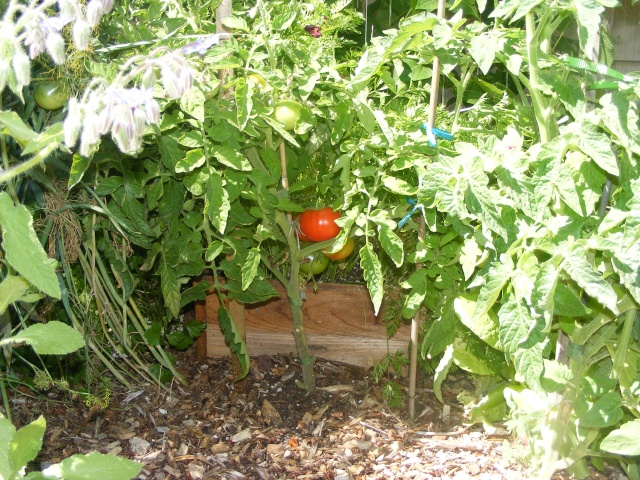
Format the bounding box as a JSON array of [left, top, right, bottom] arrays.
[[195, 279, 410, 369]]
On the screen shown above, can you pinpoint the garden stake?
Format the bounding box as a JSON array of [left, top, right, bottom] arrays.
[[408, 0, 447, 424]]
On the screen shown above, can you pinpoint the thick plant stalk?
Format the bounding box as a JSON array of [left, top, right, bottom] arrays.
[[408, 0, 446, 423], [277, 142, 316, 393]]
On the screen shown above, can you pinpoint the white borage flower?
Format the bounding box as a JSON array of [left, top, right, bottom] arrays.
[[72, 18, 91, 50], [144, 98, 160, 124], [0, 58, 9, 92], [132, 107, 147, 135], [79, 110, 101, 157], [57, 0, 81, 19], [46, 32, 66, 64], [101, 0, 114, 14], [63, 97, 82, 147], [140, 68, 157, 90], [86, 0, 104, 27], [22, 22, 46, 59], [161, 66, 181, 98]]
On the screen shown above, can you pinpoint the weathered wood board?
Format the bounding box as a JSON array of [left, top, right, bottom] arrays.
[[195, 280, 410, 369]]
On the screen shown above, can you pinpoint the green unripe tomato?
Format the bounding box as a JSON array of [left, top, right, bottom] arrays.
[[299, 251, 329, 275], [33, 81, 69, 110], [274, 100, 303, 131]]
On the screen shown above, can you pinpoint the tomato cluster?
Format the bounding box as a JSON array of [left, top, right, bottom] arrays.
[[296, 208, 355, 273]]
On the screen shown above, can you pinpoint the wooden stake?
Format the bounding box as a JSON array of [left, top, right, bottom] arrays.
[[408, 0, 447, 423]]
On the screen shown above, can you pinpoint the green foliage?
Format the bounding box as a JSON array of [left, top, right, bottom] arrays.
[[0, 412, 141, 480]]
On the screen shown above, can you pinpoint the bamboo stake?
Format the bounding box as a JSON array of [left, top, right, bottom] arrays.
[[408, 0, 446, 423]]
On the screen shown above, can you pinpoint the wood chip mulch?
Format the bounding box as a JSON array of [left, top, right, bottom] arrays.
[[5, 347, 628, 480]]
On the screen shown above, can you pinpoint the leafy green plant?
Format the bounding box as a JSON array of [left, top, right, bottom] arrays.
[[0, 413, 141, 480]]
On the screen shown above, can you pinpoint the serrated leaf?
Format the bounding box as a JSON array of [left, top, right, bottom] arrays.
[[180, 86, 205, 122], [577, 391, 623, 428], [401, 269, 428, 319], [469, 33, 498, 75], [235, 81, 251, 131], [175, 148, 205, 173], [498, 294, 534, 357], [205, 171, 230, 234], [381, 175, 417, 196], [68, 153, 92, 189], [213, 145, 252, 171], [561, 242, 618, 314], [454, 296, 500, 349], [360, 244, 384, 315], [460, 236, 482, 280], [433, 344, 454, 403], [272, 12, 297, 30], [0, 192, 61, 299], [159, 260, 181, 319], [241, 248, 261, 291], [205, 241, 225, 262], [514, 344, 544, 391], [379, 227, 404, 267], [578, 121, 618, 176], [218, 306, 250, 380], [473, 260, 512, 322], [143, 322, 162, 347], [601, 420, 640, 456], [5, 321, 85, 355]]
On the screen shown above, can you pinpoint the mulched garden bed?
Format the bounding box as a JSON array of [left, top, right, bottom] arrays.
[[5, 346, 627, 480]]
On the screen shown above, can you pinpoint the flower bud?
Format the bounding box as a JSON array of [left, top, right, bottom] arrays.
[[101, 0, 114, 14], [111, 120, 130, 153], [72, 19, 91, 50], [144, 99, 160, 124], [0, 58, 9, 92], [133, 107, 147, 134], [86, 0, 103, 27], [46, 32, 66, 64], [12, 50, 31, 87], [161, 67, 180, 98], [63, 97, 82, 147], [140, 68, 157, 90]]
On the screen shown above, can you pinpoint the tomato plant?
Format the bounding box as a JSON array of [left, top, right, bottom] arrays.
[[298, 208, 341, 242], [324, 237, 355, 261], [33, 81, 69, 110], [274, 100, 303, 131], [299, 251, 329, 275], [248, 74, 266, 89]]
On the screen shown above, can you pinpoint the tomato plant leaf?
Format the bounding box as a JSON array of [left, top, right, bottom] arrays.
[[214, 145, 252, 171], [577, 121, 619, 176], [573, 0, 604, 57], [379, 226, 404, 268], [360, 244, 384, 315], [159, 259, 181, 319], [473, 259, 512, 323], [575, 391, 623, 428], [381, 175, 418, 196], [218, 306, 250, 380], [179, 86, 205, 123], [205, 171, 230, 234], [454, 296, 500, 350], [561, 242, 618, 314], [331, 101, 351, 144], [175, 148, 205, 173], [401, 269, 427, 319], [469, 32, 499, 75], [241, 248, 261, 292], [498, 294, 535, 358], [68, 153, 91, 189], [601, 420, 640, 456], [599, 93, 640, 159], [0, 192, 60, 299], [272, 12, 297, 30], [433, 344, 454, 404], [158, 135, 184, 171], [513, 343, 544, 391], [352, 97, 377, 135], [235, 80, 251, 131]]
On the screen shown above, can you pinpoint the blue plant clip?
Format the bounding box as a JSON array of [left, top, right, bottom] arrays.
[[398, 197, 419, 228], [420, 123, 454, 146]]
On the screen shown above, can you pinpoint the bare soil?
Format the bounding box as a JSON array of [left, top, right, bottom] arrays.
[[5, 347, 627, 480]]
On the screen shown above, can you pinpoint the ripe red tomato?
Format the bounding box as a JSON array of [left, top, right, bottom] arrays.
[[298, 208, 341, 242], [324, 237, 355, 261]]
